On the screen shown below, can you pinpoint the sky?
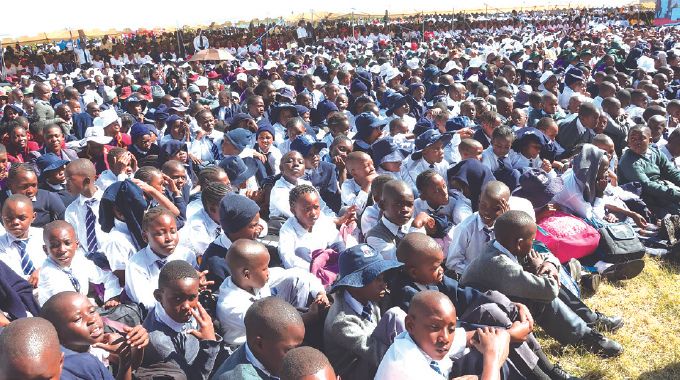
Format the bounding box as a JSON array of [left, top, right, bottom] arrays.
[[2, 0, 635, 40]]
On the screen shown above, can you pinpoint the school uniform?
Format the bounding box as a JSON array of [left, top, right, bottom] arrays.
[[360, 203, 381, 236], [95, 170, 129, 191], [552, 169, 606, 221], [353, 139, 373, 156], [198, 233, 233, 291], [515, 154, 558, 178], [472, 128, 491, 149], [0, 227, 45, 281], [125, 245, 197, 309], [445, 212, 494, 275], [64, 189, 106, 258], [38, 254, 122, 306], [189, 130, 224, 162], [180, 208, 221, 259], [254, 144, 282, 176], [340, 177, 370, 215], [212, 343, 278, 380], [61, 347, 115, 380], [99, 219, 137, 272], [365, 216, 425, 260], [142, 304, 222, 380], [400, 156, 449, 196], [0, 189, 66, 228], [216, 267, 324, 345], [556, 117, 596, 154], [480, 146, 523, 172], [278, 214, 344, 270], [303, 161, 341, 212], [39, 181, 77, 208], [269, 177, 334, 219], [271, 122, 287, 146]]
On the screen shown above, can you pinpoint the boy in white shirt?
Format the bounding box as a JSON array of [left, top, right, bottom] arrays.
[[38, 221, 122, 307], [0, 194, 45, 286], [400, 129, 452, 197], [95, 147, 136, 191], [341, 151, 378, 216]]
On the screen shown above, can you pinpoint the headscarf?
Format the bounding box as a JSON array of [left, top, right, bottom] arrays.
[[447, 158, 496, 212], [572, 143, 605, 205], [99, 179, 148, 250]]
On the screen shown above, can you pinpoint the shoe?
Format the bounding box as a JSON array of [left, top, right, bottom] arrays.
[[567, 259, 582, 285], [581, 273, 601, 293], [663, 215, 677, 246], [594, 311, 624, 332], [601, 259, 645, 281], [646, 247, 669, 257], [580, 331, 623, 358], [546, 364, 581, 380]]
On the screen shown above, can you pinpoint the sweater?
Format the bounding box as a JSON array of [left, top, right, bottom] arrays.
[[618, 146, 680, 207]]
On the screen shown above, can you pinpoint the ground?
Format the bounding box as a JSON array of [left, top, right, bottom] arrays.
[[534, 257, 680, 380]]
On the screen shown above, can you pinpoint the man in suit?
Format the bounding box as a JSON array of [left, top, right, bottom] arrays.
[[556, 102, 600, 155], [72, 102, 100, 140], [213, 297, 305, 380], [30, 82, 65, 130], [211, 89, 240, 123]]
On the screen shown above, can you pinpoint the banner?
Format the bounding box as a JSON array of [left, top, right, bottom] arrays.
[[655, 0, 680, 25]]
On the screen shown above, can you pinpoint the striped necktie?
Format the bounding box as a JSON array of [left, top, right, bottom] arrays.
[[156, 258, 167, 270], [430, 360, 443, 376], [15, 240, 34, 276], [62, 266, 81, 292], [84, 199, 99, 256], [360, 303, 372, 321], [483, 226, 493, 242], [208, 136, 221, 161]]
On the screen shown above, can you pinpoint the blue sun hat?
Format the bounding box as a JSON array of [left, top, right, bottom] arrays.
[[411, 129, 453, 160], [330, 244, 402, 293]]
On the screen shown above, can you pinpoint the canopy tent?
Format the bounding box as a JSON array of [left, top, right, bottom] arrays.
[[2, 0, 646, 44]]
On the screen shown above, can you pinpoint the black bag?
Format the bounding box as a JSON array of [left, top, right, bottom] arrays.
[[598, 223, 646, 263]]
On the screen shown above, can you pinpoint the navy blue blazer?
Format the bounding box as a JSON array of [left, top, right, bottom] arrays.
[[72, 112, 94, 140], [473, 128, 491, 150], [199, 242, 229, 292], [212, 344, 277, 380], [61, 347, 115, 380], [0, 189, 66, 228]]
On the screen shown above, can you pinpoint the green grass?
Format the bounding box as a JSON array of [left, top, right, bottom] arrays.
[[534, 257, 680, 379]]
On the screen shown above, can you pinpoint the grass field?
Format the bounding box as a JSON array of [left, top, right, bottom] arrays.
[[534, 257, 680, 380]]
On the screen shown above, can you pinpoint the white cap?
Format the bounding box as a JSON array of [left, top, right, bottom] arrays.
[[442, 60, 462, 73], [236, 73, 248, 82]]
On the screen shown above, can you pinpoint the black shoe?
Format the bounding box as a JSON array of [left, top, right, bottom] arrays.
[[581, 273, 601, 293], [594, 312, 624, 332], [546, 364, 581, 380], [601, 259, 645, 281], [580, 331, 623, 358]]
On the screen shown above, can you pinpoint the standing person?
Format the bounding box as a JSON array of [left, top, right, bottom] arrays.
[[193, 29, 209, 52]]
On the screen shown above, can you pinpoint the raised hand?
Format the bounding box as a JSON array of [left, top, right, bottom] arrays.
[[186, 302, 217, 341]]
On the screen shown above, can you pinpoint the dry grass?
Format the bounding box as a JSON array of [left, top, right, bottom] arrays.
[[534, 257, 680, 380]]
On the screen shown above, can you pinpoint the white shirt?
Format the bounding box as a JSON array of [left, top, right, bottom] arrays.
[[272, 123, 286, 147], [125, 245, 197, 309], [481, 146, 523, 172], [216, 267, 323, 345], [244, 343, 276, 378], [95, 170, 129, 192], [552, 169, 605, 221], [269, 178, 333, 219], [193, 35, 210, 51], [340, 178, 370, 215], [558, 85, 575, 110], [38, 254, 122, 306], [515, 154, 557, 178], [154, 300, 197, 332], [278, 215, 343, 270], [446, 213, 493, 274], [375, 330, 467, 380], [366, 216, 425, 260], [100, 220, 137, 272], [414, 195, 472, 227], [0, 227, 45, 280], [360, 204, 381, 235], [64, 190, 106, 256], [189, 130, 223, 162], [400, 156, 449, 197], [659, 144, 680, 169], [179, 209, 221, 258]]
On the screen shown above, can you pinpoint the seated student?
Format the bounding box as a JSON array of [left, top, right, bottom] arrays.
[[189, 109, 223, 165], [279, 346, 337, 380], [278, 184, 346, 270], [134, 166, 184, 224], [341, 151, 378, 216], [279, 117, 307, 156], [320, 112, 352, 155], [29, 124, 79, 162], [2, 163, 65, 227], [460, 210, 624, 357], [481, 126, 522, 190], [180, 182, 230, 261], [158, 140, 197, 188], [446, 181, 510, 276], [0, 194, 45, 286], [269, 151, 334, 221], [391, 233, 576, 380], [186, 166, 230, 219], [352, 112, 387, 156], [199, 193, 264, 290], [221, 128, 257, 163], [416, 169, 473, 229], [513, 127, 557, 177], [41, 292, 148, 379], [360, 174, 393, 236], [324, 244, 407, 380], [473, 110, 502, 149], [38, 221, 122, 307], [366, 180, 426, 261], [659, 127, 680, 169], [619, 125, 680, 217], [35, 153, 77, 207], [95, 147, 137, 191], [0, 317, 66, 380], [140, 261, 221, 380], [527, 92, 564, 128], [371, 136, 408, 178], [400, 129, 452, 196], [556, 102, 600, 155], [217, 239, 327, 346], [161, 160, 191, 206], [219, 155, 262, 205], [292, 135, 341, 212], [128, 123, 160, 162], [376, 291, 512, 380], [325, 135, 354, 186], [270, 104, 299, 146], [125, 207, 197, 310], [0, 144, 10, 191], [212, 297, 306, 380], [254, 124, 282, 176], [458, 138, 484, 161]]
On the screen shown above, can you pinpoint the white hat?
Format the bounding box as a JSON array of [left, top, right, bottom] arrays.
[[379, 62, 393, 77], [272, 79, 287, 90], [637, 56, 656, 73], [92, 108, 120, 129], [263, 61, 277, 70], [82, 127, 113, 146], [236, 73, 248, 82], [442, 60, 462, 73], [539, 70, 556, 84], [195, 76, 209, 87], [385, 68, 403, 82], [369, 64, 381, 74], [469, 57, 485, 68], [406, 58, 420, 70], [241, 61, 259, 71], [338, 62, 354, 72]]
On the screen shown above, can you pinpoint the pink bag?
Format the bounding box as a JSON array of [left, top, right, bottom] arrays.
[[535, 210, 600, 263], [310, 249, 340, 287]]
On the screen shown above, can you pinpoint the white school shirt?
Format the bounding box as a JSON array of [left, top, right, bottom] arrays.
[[366, 216, 425, 261], [64, 190, 106, 256], [186, 197, 202, 219], [375, 330, 467, 380], [125, 245, 197, 309], [551, 169, 605, 221], [272, 122, 286, 147], [414, 195, 473, 226], [179, 209, 221, 258], [269, 178, 334, 219], [400, 156, 449, 197], [446, 213, 493, 274], [340, 178, 370, 215], [659, 144, 680, 169], [38, 254, 122, 306], [515, 154, 557, 178], [189, 130, 223, 162], [95, 170, 130, 192], [481, 146, 523, 172], [100, 220, 137, 272], [216, 267, 323, 345], [360, 204, 381, 235], [278, 215, 343, 270], [0, 228, 45, 280]]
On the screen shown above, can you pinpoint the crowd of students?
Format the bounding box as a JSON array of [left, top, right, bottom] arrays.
[[0, 6, 679, 380]]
